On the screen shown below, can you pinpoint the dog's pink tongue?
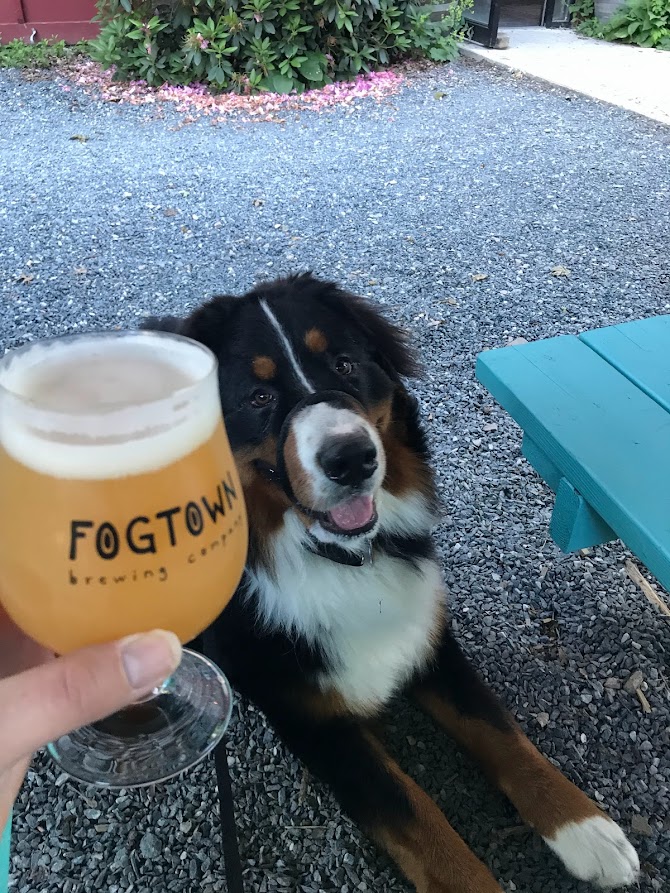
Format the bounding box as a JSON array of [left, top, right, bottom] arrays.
[[328, 495, 375, 531]]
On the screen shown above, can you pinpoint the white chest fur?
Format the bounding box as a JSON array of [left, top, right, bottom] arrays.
[[246, 497, 444, 711]]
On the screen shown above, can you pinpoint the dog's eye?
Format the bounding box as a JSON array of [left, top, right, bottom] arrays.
[[335, 356, 353, 376], [250, 389, 275, 409]]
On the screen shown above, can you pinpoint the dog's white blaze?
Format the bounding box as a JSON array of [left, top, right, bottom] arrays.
[[246, 493, 440, 709], [259, 299, 314, 393], [545, 815, 639, 889], [291, 403, 386, 508]]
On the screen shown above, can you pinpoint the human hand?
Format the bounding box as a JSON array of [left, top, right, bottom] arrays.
[[0, 606, 181, 829]]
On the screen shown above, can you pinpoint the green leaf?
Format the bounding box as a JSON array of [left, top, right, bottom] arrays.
[[263, 71, 294, 93], [299, 55, 324, 80], [429, 43, 457, 62], [286, 54, 307, 71], [173, 7, 191, 29], [208, 64, 228, 85]]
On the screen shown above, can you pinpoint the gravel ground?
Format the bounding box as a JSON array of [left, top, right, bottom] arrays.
[[1, 58, 669, 893]]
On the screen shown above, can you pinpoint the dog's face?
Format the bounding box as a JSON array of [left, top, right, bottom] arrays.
[[146, 274, 420, 550]]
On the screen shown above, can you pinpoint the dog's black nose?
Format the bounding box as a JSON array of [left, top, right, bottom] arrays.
[[317, 434, 378, 488]]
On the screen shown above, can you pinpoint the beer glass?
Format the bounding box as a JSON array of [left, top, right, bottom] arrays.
[[0, 331, 248, 788]]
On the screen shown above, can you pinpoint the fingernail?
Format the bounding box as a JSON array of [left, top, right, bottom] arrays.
[[120, 630, 182, 692]]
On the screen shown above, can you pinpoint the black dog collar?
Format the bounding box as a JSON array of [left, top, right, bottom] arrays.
[[306, 533, 374, 568]]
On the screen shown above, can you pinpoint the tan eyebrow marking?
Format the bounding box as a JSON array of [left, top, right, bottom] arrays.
[[304, 328, 328, 354], [252, 355, 277, 380]]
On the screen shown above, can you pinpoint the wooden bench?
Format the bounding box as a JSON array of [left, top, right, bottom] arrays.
[[476, 315, 670, 593]]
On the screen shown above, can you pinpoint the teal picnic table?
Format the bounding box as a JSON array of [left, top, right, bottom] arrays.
[[476, 315, 670, 592], [1, 813, 9, 893]]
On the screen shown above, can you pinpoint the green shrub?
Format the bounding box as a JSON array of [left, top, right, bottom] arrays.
[[91, 1, 469, 91], [569, 0, 598, 27], [570, 0, 670, 47], [600, 0, 670, 48], [0, 39, 69, 69]]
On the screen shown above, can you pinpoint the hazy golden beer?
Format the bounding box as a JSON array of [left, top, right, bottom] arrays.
[[0, 332, 248, 655]]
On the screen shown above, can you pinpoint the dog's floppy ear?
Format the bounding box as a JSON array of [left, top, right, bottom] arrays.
[[141, 315, 185, 335], [142, 295, 239, 355], [180, 295, 239, 354], [311, 276, 420, 382], [342, 291, 419, 381]]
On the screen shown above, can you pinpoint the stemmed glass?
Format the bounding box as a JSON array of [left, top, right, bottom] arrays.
[[0, 330, 247, 788]]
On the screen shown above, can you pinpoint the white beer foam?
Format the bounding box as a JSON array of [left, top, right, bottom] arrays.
[[0, 332, 221, 480]]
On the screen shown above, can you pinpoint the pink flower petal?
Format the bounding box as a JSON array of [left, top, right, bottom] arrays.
[[54, 59, 403, 124]]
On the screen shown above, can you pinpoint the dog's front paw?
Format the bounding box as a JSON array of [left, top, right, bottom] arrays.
[[544, 815, 639, 889], [544, 816, 640, 890]]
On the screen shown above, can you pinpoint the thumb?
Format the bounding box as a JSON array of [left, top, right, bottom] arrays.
[[0, 630, 182, 767]]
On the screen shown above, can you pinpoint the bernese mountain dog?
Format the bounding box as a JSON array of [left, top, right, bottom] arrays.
[[145, 273, 639, 893]]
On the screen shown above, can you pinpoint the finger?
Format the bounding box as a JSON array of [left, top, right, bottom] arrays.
[[0, 630, 181, 767]]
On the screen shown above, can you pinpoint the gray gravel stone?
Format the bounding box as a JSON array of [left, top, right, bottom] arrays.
[[1, 57, 669, 893]]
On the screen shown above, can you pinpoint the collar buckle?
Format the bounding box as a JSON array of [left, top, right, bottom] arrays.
[[306, 535, 374, 568]]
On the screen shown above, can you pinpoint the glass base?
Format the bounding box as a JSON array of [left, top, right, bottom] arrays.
[[47, 649, 232, 789]]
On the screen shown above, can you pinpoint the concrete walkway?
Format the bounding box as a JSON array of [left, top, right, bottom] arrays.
[[461, 27, 670, 126]]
